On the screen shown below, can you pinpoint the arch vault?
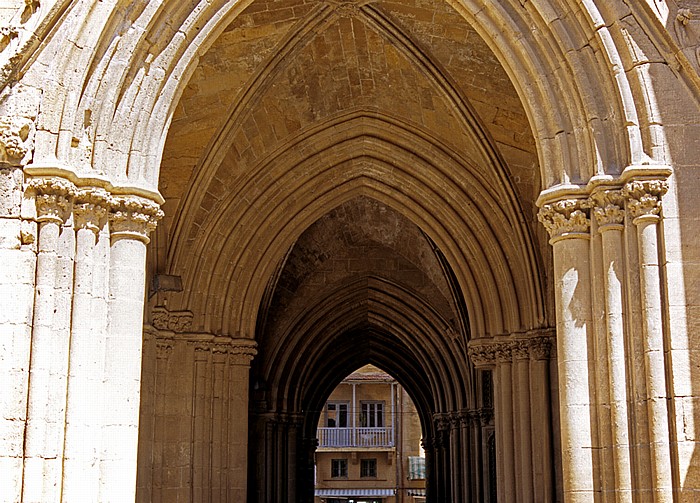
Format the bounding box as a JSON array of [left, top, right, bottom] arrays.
[[0, 0, 699, 501]]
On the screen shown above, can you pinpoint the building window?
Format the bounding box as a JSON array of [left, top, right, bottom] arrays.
[[360, 401, 384, 427], [331, 458, 347, 478], [326, 402, 348, 428], [360, 458, 377, 478]]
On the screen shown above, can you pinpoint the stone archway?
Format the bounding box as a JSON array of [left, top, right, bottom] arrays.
[[1, 0, 699, 502]]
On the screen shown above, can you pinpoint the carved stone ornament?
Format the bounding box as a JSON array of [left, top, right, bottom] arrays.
[[434, 413, 451, 432], [590, 189, 625, 230], [73, 188, 110, 234], [229, 340, 258, 365], [0, 116, 33, 165], [27, 177, 76, 224], [537, 198, 590, 241], [495, 343, 513, 364], [527, 336, 554, 361], [151, 306, 194, 333], [109, 195, 163, 243], [623, 179, 668, 222], [467, 344, 497, 367]]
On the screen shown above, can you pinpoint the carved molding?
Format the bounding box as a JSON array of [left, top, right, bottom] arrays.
[[590, 189, 625, 230], [623, 179, 668, 223], [468, 335, 555, 367], [151, 306, 194, 333], [109, 195, 163, 243], [27, 177, 75, 224], [674, 5, 700, 74], [537, 198, 590, 242]]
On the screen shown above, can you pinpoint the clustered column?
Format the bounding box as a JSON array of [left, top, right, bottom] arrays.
[[17, 175, 163, 503], [535, 173, 673, 502], [468, 335, 555, 503]]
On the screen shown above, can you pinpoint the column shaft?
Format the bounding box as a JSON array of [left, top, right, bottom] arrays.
[[227, 342, 256, 501], [600, 224, 633, 501], [63, 193, 108, 502], [553, 236, 595, 501], [23, 178, 76, 503], [636, 218, 673, 501], [99, 235, 147, 502], [529, 340, 554, 503], [515, 350, 533, 503], [498, 356, 516, 502]]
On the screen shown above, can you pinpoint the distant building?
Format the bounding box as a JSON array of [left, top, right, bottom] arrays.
[[315, 365, 426, 503]]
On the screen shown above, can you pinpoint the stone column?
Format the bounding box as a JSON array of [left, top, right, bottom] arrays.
[[528, 336, 554, 502], [591, 189, 633, 502], [513, 341, 534, 503], [100, 195, 161, 502], [496, 343, 516, 503], [62, 188, 109, 502], [623, 180, 673, 502], [448, 413, 461, 503], [227, 339, 257, 501], [22, 177, 75, 503], [538, 198, 595, 502]]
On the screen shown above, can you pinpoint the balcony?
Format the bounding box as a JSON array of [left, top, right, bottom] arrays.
[[317, 426, 395, 448]]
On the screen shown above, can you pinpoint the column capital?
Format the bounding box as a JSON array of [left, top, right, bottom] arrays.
[[229, 338, 258, 365], [433, 412, 451, 432], [537, 198, 590, 244], [109, 195, 163, 243], [467, 342, 498, 368], [512, 341, 530, 360], [590, 189, 625, 231], [27, 177, 76, 224], [73, 187, 110, 234], [526, 336, 554, 361], [623, 179, 668, 224]]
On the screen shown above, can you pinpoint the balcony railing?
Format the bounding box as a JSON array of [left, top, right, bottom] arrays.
[[317, 427, 395, 448]]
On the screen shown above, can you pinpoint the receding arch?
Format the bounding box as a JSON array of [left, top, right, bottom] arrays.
[[168, 113, 543, 339]]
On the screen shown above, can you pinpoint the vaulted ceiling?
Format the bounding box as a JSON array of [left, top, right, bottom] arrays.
[[152, 0, 550, 397]]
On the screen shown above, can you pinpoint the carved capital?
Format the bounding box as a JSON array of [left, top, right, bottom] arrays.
[[109, 195, 163, 243], [527, 336, 554, 360], [495, 342, 513, 364], [467, 344, 497, 368], [623, 179, 668, 223], [434, 412, 451, 432], [151, 306, 193, 333], [73, 188, 110, 234], [229, 339, 258, 366], [155, 339, 174, 358], [537, 198, 590, 242], [590, 189, 625, 231], [27, 177, 76, 224], [0, 117, 33, 165], [512, 341, 530, 360]]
